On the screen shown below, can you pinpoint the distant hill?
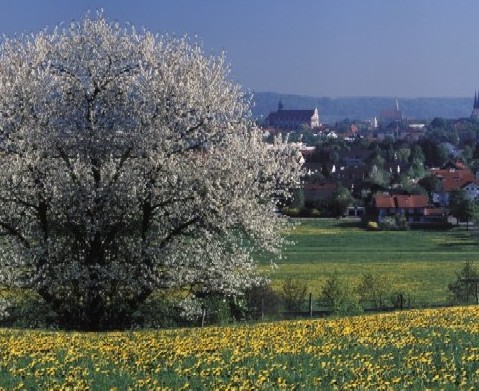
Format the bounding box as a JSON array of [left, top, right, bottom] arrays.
[[251, 92, 472, 124]]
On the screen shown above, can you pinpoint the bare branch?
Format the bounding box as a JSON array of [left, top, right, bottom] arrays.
[[107, 146, 133, 187], [55, 144, 80, 184], [0, 220, 30, 248], [158, 216, 201, 249], [0, 196, 38, 211]]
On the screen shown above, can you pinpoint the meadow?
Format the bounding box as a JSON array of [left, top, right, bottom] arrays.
[[2, 306, 479, 389], [265, 219, 479, 304], [2, 219, 479, 390]]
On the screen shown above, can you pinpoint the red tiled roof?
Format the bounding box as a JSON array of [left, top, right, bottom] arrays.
[[374, 194, 429, 209], [441, 161, 467, 170], [431, 168, 476, 192], [380, 109, 402, 120], [344, 124, 359, 137]]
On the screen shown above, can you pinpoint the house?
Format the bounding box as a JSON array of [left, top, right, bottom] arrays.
[[430, 164, 477, 206], [463, 181, 479, 200], [402, 123, 426, 141], [331, 165, 370, 197], [373, 194, 429, 223], [422, 207, 446, 223], [379, 99, 403, 124], [346, 206, 365, 218], [342, 124, 360, 141], [341, 148, 371, 166], [265, 101, 320, 130]]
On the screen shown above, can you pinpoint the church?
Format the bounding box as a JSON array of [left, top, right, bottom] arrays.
[[472, 92, 479, 120], [264, 101, 320, 130]]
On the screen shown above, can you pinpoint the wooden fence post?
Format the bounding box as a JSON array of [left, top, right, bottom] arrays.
[[460, 278, 479, 305], [476, 282, 478, 305], [309, 293, 313, 318]]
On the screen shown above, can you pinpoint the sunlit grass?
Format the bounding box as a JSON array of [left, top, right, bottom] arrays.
[[264, 219, 479, 304]]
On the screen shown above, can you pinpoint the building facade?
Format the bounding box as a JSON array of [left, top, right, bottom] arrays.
[[265, 101, 320, 130]]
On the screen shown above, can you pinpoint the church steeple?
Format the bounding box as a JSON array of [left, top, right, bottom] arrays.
[[278, 100, 284, 112], [472, 91, 479, 120]]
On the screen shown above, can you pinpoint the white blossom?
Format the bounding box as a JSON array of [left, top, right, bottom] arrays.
[[0, 13, 302, 329]]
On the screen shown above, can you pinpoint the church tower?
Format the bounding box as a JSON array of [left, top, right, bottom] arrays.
[[472, 91, 479, 120]]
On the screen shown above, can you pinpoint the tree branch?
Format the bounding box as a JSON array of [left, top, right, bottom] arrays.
[[0, 220, 30, 248], [158, 216, 201, 249], [55, 144, 80, 184], [0, 196, 38, 211], [107, 146, 133, 188]]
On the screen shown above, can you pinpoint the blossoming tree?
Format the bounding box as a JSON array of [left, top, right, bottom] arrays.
[[0, 15, 301, 329]]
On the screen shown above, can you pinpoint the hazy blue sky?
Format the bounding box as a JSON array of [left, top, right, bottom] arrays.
[[1, 0, 479, 98]]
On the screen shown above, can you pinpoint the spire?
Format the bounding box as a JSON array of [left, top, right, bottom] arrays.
[[472, 91, 479, 120], [278, 99, 284, 112]]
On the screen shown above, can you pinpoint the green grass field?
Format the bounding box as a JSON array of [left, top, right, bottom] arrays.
[[264, 219, 479, 304], [2, 219, 479, 389]]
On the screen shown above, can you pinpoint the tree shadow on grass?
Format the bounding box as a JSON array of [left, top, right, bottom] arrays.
[[438, 232, 479, 249]]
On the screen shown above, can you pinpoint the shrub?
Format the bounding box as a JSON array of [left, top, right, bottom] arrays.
[[356, 272, 390, 309], [243, 283, 282, 320], [319, 272, 362, 316], [448, 261, 479, 304], [390, 291, 414, 309], [395, 215, 409, 230], [281, 207, 301, 217], [199, 295, 240, 326], [131, 295, 183, 329], [2, 297, 58, 329], [280, 277, 308, 312], [281, 207, 321, 218], [379, 215, 409, 231]]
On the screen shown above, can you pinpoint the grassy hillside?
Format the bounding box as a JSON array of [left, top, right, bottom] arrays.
[[2, 306, 479, 389], [264, 219, 479, 304]]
